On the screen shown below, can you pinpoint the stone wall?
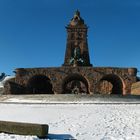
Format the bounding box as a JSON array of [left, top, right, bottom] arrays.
[[4, 67, 137, 95], [131, 81, 140, 95]]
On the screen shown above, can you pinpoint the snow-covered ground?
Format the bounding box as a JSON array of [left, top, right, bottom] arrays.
[[0, 103, 139, 140]]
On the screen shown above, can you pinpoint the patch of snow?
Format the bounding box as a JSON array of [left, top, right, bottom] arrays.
[[0, 104, 139, 140], [0, 76, 15, 88], [0, 133, 37, 140], [3, 96, 140, 104]]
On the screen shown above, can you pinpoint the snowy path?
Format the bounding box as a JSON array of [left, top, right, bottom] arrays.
[[0, 104, 139, 140]]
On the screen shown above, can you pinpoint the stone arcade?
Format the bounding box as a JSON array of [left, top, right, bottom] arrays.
[[4, 10, 137, 95]]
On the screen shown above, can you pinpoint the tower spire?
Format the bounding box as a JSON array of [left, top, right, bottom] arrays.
[[69, 10, 84, 26], [75, 9, 80, 16]]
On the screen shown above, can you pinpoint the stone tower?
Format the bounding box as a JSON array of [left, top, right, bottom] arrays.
[[63, 10, 92, 67]]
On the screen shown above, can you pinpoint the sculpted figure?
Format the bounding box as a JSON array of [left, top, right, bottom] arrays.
[[69, 43, 84, 66]]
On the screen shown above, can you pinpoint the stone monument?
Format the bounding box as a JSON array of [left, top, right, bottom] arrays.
[[4, 10, 137, 95]]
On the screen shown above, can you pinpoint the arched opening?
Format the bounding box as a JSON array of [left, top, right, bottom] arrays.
[[95, 74, 124, 95], [62, 74, 89, 94], [27, 75, 53, 94]]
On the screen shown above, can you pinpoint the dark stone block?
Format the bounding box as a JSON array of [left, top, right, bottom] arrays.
[[0, 121, 49, 137]]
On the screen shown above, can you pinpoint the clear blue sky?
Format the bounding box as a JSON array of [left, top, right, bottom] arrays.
[[0, 0, 140, 76]]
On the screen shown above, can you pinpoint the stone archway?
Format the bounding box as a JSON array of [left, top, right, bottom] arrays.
[[95, 74, 124, 95], [62, 73, 89, 94], [27, 75, 53, 94]]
